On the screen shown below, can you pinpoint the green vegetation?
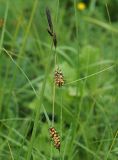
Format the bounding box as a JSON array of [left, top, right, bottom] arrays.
[[0, 0, 118, 159]]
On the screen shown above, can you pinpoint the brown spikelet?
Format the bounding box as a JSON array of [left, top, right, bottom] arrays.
[[55, 68, 64, 87], [49, 127, 60, 151], [45, 7, 57, 48]]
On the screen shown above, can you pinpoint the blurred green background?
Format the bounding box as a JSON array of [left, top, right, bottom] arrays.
[[0, 0, 118, 159]]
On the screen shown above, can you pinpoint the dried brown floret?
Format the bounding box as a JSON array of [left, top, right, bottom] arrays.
[[55, 68, 64, 87], [49, 127, 60, 151]]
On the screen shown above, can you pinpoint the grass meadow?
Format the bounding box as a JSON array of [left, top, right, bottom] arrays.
[[0, 0, 118, 159]]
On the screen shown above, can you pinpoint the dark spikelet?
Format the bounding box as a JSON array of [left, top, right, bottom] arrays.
[[46, 7, 53, 33], [46, 7, 57, 48], [47, 28, 53, 37], [53, 32, 57, 48]]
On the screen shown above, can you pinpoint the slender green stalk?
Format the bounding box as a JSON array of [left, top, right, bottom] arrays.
[[105, 130, 118, 160], [59, 90, 63, 160], [52, 49, 57, 127], [50, 0, 60, 159], [7, 141, 15, 160], [65, 65, 114, 85], [42, 105, 51, 126], [52, 0, 60, 127]]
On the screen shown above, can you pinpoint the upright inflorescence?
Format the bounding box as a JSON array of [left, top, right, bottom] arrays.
[[55, 67, 64, 87], [49, 127, 60, 151]]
